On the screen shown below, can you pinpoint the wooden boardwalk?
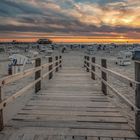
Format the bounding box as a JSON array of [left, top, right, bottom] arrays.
[[0, 51, 139, 140]]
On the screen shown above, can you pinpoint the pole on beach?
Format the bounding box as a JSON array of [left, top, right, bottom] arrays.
[[59, 56, 62, 68], [101, 59, 107, 95], [86, 56, 90, 72], [91, 57, 95, 80], [0, 86, 4, 131], [35, 58, 41, 93], [135, 61, 140, 136], [48, 57, 53, 80], [55, 56, 59, 72]]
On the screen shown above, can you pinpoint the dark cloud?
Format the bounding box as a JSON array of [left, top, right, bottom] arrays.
[[0, 1, 43, 17], [0, 0, 139, 39]]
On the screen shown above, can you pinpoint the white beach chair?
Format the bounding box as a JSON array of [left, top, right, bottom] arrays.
[[9, 54, 28, 74]]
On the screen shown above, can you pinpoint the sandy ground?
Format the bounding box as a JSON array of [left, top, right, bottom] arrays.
[[0, 45, 137, 129]]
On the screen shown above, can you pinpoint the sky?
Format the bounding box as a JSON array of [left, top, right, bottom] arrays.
[[0, 0, 140, 43]]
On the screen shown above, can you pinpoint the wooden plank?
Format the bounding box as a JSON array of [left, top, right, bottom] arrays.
[[9, 133, 24, 140], [43, 87, 99, 92], [46, 135, 66, 140], [126, 138, 139, 140], [32, 93, 106, 97], [0, 134, 12, 140], [37, 93, 103, 96], [100, 138, 112, 140], [10, 127, 137, 138], [31, 95, 107, 99], [31, 97, 108, 102], [45, 83, 98, 87], [113, 138, 125, 140], [8, 120, 130, 130], [18, 110, 122, 117], [87, 137, 99, 140], [87, 137, 100, 140], [27, 100, 115, 108], [74, 136, 86, 140], [23, 105, 119, 112], [65, 136, 73, 140], [22, 133, 35, 140], [12, 114, 127, 123], [40, 90, 101, 94]]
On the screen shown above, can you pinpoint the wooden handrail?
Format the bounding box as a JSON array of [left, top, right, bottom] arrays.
[[86, 60, 140, 89], [0, 55, 62, 131], [84, 55, 140, 136], [0, 63, 62, 110], [84, 62, 139, 112], [0, 59, 61, 86]]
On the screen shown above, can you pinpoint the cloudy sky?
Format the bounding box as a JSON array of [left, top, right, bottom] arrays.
[[0, 0, 140, 43]]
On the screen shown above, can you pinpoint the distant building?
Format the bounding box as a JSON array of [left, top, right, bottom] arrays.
[[37, 39, 52, 44]]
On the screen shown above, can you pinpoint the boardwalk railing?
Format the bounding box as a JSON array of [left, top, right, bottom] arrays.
[[84, 55, 140, 136], [0, 55, 62, 131]]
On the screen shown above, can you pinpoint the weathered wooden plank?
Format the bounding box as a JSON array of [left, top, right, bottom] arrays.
[[23, 105, 119, 112], [9, 133, 24, 140], [8, 120, 130, 130], [100, 138, 112, 140], [43, 87, 100, 92], [65, 136, 73, 140], [27, 101, 115, 108], [126, 138, 139, 140], [87, 137, 99, 140], [113, 138, 125, 140], [45, 135, 66, 140], [18, 110, 122, 117], [12, 114, 127, 123], [22, 133, 35, 140], [11, 127, 137, 138], [73, 136, 86, 140], [37, 93, 103, 96], [31, 96, 107, 101]]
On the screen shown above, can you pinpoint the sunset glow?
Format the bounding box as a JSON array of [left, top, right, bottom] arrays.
[[0, 0, 140, 43]]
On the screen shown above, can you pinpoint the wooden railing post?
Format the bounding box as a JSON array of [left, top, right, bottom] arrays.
[[35, 58, 41, 93], [101, 59, 107, 95], [48, 57, 53, 80], [59, 56, 62, 68], [86, 56, 90, 72], [91, 57, 95, 80], [55, 56, 59, 72], [0, 86, 4, 131], [84, 56, 86, 67], [135, 61, 140, 136]]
